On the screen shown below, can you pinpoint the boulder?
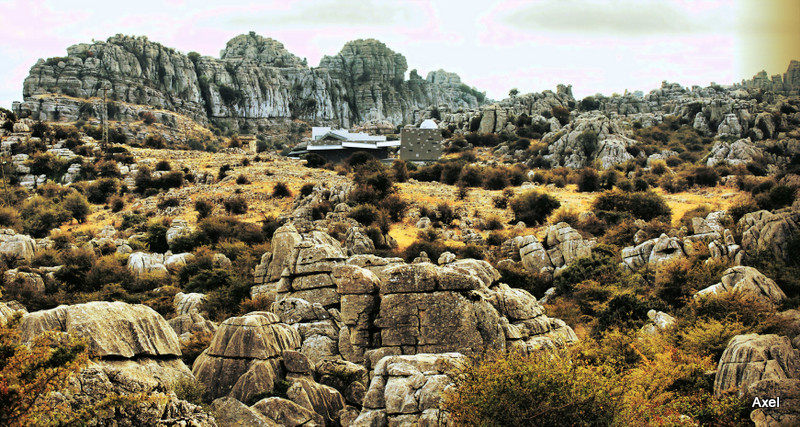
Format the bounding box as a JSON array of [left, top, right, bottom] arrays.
[[192, 312, 302, 402], [19, 301, 181, 358], [345, 227, 376, 256], [0, 300, 27, 326], [166, 218, 193, 249], [739, 209, 800, 264], [2, 268, 45, 295], [174, 291, 206, 315], [0, 229, 36, 262], [168, 311, 217, 343], [210, 397, 276, 426], [126, 251, 168, 277], [695, 266, 786, 307], [353, 353, 464, 426], [251, 397, 325, 426], [714, 334, 800, 397]]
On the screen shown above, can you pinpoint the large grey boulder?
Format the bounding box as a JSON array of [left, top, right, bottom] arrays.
[[19, 301, 181, 358], [353, 353, 465, 426], [2, 268, 45, 295], [707, 138, 762, 167], [512, 223, 596, 275], [695, 266, 786, 307], [739, 208, 800, 264], [192, 311, 301, 402], [127, 251, 169, 277], [0, 229, 36, 262], [714, 334, 800, 397]]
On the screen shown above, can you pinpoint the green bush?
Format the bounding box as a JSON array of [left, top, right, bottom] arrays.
[[509, 190, 560, 226], [21, 196, 72, 238], [444, 350, 616, 427], [272, 182, 292, 198], [224, 197, 248, 215], [577, 168, 600, 192], [62, 192, 90, 223], [592, 189, 671, 223]]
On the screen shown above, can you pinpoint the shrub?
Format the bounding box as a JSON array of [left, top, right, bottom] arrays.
[[0, 206, 22, 231], [235, 174, 250, 185], [157, 197, 181, 210], [686, 166, 719, 187], [348, 204, 382, 226], [592, 189, 671, 223], [223, 196, 248, 215], [195, 199, 214, 220], [444, 350, 616, 427], [21, 196, 71, 238], [577, 168, 600, 192], [391, 160, 409, 182], [304, 153, 326, 168], [577, 130, 598, 157], [109, 196, 125, 212], [379, 195, 408, 222], [55, 248, 96, 291], [141, 111, 157, 125], [272, 182, 292, 198], [155, 160, 172, 171], [552, 105, 570, 126], [85, 178, 119, 204], [62, 192, 90, 223], [145, 221, 170, 253], [509, 190, 560, 226], [299, 183, 315, 198], [179, 330, 213, 368], [497, 263, 551, 298]]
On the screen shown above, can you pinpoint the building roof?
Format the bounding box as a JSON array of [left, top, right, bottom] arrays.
[[419, 119, 438, 129]]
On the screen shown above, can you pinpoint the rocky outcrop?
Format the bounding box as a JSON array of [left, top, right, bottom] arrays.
[[19, 301, 182, 358], [174, 291, 206, 315], [168, 311, 217, 344], [641, 309, 676, 335], [0, 300, 27, 326], [542, 112, 637, 168], [353, 353, 464, 426], [191, 311, 301, 402], [127, 251, 169, 277], [738, 208, 800, 264], [505, 223, 596, 276], [706, 138, 764, 167], [2, 268, 46, 295], [0, 229, 36, 262], [17, 301, 212, 425], [714, 334, 800, 398], [695, 266, 786, 307], [166, 218, 193, 250], [740, 60, 800, 96], [17, 33, 483, 128]]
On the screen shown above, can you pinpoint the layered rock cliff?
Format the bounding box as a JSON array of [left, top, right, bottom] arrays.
[[16, 33, 483, 128]]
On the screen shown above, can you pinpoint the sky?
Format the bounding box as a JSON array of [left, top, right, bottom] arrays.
[[1, 0, 798, 109]]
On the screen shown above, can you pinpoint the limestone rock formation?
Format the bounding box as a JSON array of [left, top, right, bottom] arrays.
[[168, 311, 218, 344], [2, 268, 45, 295], [0, 300, 27, 326], [695, 266, 786, 307], [192, 311, 301, 402], [0, 229, 36, 262], [714, 334, 800, 397], [506, 223, 596, 275], [19, 301, 182, 358], [18, 33, 483, 128], [353, 353, 465, 426], [17, 302, 211, 425], [174, 291, 207, 315], [166, 218, 193, 249], [127, 251, 169, 277], [706, 138, 764, 167], [738, 208, 800, 264]]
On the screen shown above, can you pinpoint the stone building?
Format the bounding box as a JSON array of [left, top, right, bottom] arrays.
[[399, 119, 442, 162]]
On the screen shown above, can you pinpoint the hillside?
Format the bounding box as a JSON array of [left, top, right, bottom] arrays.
[[1, 51, 800, 425]]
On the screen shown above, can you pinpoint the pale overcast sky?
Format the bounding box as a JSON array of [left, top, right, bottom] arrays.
[[1, 0, 798, 109]]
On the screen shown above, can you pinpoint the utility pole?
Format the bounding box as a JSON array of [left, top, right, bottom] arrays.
[[101, 85, 109, 152]]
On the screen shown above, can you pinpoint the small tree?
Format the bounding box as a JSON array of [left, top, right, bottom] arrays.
[[509, 190, 560, 226], [509, 88, 519, 97], [63, 192, 91, 223]]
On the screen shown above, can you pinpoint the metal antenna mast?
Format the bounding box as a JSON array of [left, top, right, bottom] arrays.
[[101, 85, 109, 151]]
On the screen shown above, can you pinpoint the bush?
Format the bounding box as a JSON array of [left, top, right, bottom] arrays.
[[85, 178, 119, 204], [0, 206, 22, 231], [348, 204, 382, 226], [299, 183, 315, 198], [223, 197, 248, 215], [62, 192, 90, 223], [552, 105, 570, 126], [304, 153, 326, 168], [577, 168, 600, 192], [509, 190, 560, 226], [21, 196, 71, 238], [195, 199, 214, 220], [686, 166, 719, 187], [155, 160, 172, 171], [443, 350, 616, 427], [379, 195, 408, 222], [145, 221, 170, 253], [109, 196, 125, 212], [272, 182, 292, 198], [157, 197, 181, 210], [235, 174, 250, 185], [592, 189, 671, 223]]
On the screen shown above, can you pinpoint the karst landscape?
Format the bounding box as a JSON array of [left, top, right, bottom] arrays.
[[1, 31, 799, 426]]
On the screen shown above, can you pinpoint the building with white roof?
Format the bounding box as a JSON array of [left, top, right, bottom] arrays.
[[288, 127, 400, 163]]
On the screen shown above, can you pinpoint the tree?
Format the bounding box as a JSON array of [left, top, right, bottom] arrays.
[[0, 319, 89, 426], [509, 88, 519, 97], [509, 190, 560, 225], [62, 192, 90, 223]]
